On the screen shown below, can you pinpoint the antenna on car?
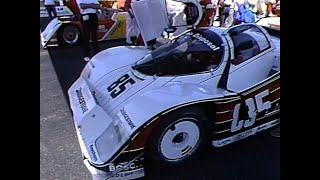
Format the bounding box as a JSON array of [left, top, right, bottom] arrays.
[[84, 57, 95, 68]]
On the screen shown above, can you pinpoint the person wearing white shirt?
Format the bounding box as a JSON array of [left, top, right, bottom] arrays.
[[75, 0, 106, 59], [218, 0, 233, 27], [44, 0, 57, 20]]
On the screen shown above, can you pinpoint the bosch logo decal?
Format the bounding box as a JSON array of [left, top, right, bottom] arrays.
[[76, 87, 88, 113], [108, 160, 143, 172]]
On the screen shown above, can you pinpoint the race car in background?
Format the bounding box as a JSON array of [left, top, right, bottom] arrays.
[[40, 0, 216, 47], [67, 23, 280, 180], [40, 0, 128, 47], [256, 16, 280, 31]]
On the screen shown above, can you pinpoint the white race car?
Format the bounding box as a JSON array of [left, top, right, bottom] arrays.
[[68, 23, 280, 180]]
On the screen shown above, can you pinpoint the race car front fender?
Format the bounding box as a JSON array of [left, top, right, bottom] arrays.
[[117, 83, 234, 148], [82, 83, 231, 179], [41, 18, 63, 47]]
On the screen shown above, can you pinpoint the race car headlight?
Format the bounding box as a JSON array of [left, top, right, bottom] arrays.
[[95, 119, 130, 163]]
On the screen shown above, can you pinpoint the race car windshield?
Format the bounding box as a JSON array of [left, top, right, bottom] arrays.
[[133, 36, 192, 67], [133, 31, 224, 76]]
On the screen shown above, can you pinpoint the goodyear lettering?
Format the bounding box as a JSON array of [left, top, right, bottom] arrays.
[[235, 129, 253, 141], [76, 87, 88, 113]]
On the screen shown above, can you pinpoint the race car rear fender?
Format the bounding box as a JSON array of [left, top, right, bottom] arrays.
[[116, 83, 236, 151], [124, 74, 281, 150]]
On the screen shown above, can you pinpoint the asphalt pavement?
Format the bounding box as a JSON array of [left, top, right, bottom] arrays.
[[40, 38, 280, 180], [40, 46, 91, 180]]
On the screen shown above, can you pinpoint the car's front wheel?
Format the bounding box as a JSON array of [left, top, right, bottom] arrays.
[[146, 106, 208, 167]]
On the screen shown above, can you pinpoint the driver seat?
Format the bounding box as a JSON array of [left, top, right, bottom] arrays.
[[235, 40, 255, 63]]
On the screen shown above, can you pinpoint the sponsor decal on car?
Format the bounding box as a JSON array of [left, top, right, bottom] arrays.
[[231, 89, 272, 132], [119, 109, 136, 129], [40, 6, 74, 18], [213, 119, 280, 147], [102, 152, 145, 179], [89, 144, 98, 162], [108, 159, 143, 172], [192, 33, 220, 51], [98, 25, 109, 33], [107, 74, 136, 99], [76, 87, 88, 113]]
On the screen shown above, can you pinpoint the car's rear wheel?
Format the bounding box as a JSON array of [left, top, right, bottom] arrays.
[[59, 25, 81, 47], [146, 106, 208, 167]]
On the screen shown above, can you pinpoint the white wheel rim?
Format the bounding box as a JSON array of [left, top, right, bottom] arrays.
[[63, 26, 79, 44], [159, 118, 200, 161]]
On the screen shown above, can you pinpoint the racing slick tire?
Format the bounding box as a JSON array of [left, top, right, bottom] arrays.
[[58, 25, 81, 47], [146, 106, 208, 167]]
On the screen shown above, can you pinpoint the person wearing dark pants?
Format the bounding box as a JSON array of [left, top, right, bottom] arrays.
[[218, 0, 232, 27], [81, 13, 99, 58], [76, 0, 106, 59], [124, 0, 140, 45], [44, 0, 57, 20]]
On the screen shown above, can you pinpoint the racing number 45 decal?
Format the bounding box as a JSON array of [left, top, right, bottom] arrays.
[[108, 74, 136, 98], [231, 90, 271, 132]]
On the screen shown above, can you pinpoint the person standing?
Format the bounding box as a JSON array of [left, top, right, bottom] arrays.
[[198, 0, 216, 27], [75, 0, 106, 60], [127, 0, 157, 49], [124, 0, 140, 45], [265, 0, 277, 17], [218, 0, 232, 27], [44, 0, 57, 20]]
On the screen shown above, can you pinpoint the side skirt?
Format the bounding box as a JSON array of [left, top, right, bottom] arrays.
[[212, 118, 280, 147]]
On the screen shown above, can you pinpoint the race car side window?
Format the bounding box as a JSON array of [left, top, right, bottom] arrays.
[[225, 24, 275, 92], [230, 26, 270, 65]]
